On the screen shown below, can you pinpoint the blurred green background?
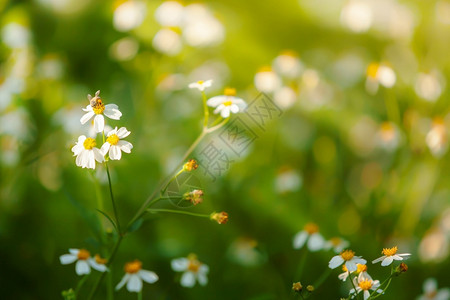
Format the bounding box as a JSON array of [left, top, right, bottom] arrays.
[[1, 0, 450, 299]]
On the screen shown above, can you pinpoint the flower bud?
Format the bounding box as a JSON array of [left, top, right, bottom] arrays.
[[183, 189, 204, 205], [183, 159, 198, 172], [210, 211, 228, 224], [306, 285, 314, 292], [394, 263, 408, 276], [292, 282, 302, 292]]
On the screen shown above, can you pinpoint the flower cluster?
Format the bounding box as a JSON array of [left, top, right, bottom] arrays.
[[71, 90, 133, 169], [292, 222, 349, 253]]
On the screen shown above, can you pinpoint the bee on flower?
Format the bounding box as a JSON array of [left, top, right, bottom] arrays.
[[116, 260, 159, 293], [71, 135, 104, 169], [417, 278, 450, 300], [206, 87, 247, 118], [101, 127, 133, 160], [372, 246, 411, 266], [189, 79, 213, 92], [171, 254, 209, 287], [293, 223, 325, 252], [59, 248, 108, 275], [349, 277, 383, 300], [328, 249, 366, 272], [80, 90, 122, 133]]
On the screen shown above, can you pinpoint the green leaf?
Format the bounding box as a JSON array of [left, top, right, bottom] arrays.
[[128, 218, 144, 233]]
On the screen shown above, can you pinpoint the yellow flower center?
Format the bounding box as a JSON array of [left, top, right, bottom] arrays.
[[124, 260, 142, 274], [83, 138, 96, 150], [382, 246, 398, 256], [329, 237, 342, 246], [95, 254, 107, 265], [92, 102, 105, 114], [342, 265, 348, 272], [356, 264, 367, 273], [106, 134, 120, 145], [197, 80, 204, 84], [340, 250, 355, 261], [224, 87, 236, 96], [77, 249, 90, 260], [358, 279, 373, 291], [187, 254, 201, 273], [303, 223, 319, 234], [223, 100, 233, 106], [366, 62, 380, 79]]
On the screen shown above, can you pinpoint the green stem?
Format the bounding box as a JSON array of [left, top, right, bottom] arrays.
[[202, 91, 209, 129], [313, 268, 332, 290], [138, 290, 143, 300], [206, 117, 230, 133], [147, 208, 210, 219], [294, 249, 308, 280], [75, 274, 90, 294], [160, 168, 184, 195], [86, 236, 124, 300], [348, 272, 362, 300], [105, 163, 121, 234], [368, 275, 393, 299]]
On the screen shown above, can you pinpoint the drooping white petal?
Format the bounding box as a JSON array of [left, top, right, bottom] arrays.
[[381, 256, 394, 266], [88, 258, 107, 272], [100, 142, 111, 156], [127, 274, 142, 292], [94, 114, 105, 133], [199, 264, 209, 274], [86, 150, 96, 169], [71, 144, 84, 156], [307, 233, 325, 251], [392, 254, 403, 261], [180, 271, 196, 287], [105, 127, 117, 136], [338, 272, 349, 281], [115, 274, 130, 291], [80, 111, 95, 124], [372, 256, 385, 264], [104, 104, 122, 120], [207, 95, 226, 107], [75, 260, 91, 275], [60, 254, 78, 265], [363, 290, 370, 300], [109, 145, 122, 160], [345, 261, 358, 272], [197, 273, 208, 286], [328, 255, 344, 269], [139, 270, 159, 284], [230, 104, 240, 114], [118, 140, 133, 153], [69, 248, 79, 255], [293, 231, 308, 249], [220, 106, 231, 118], [82, 105, 93, 112], [352, 257, 367, 265], [171, 258, 189, 271], [93, 148, 105, 163], [233, 98, 247, 110], [116, 127, 131, 138], [76, 150, 87, 167]]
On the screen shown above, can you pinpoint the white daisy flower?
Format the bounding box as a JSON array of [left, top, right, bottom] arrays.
[[101, 127, 133, 160], [338, 263, 371, 282], [80, 90, 122, 133], [189, 79, 213, 92], [206, 87, 247, 118], [171, 254, 209, 288], [293, 223, 325, 252], [328, 249, 367, 272], [372, 246, 411, 267], [59, 248, 108, 275], [116, 260, 159, 293], [417, 278, 450, 300], [349, 277, 383, 300], [324, 237, 350, 254], [71, 135, 104, 169]]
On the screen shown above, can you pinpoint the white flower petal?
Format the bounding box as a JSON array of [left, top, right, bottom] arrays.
[[118, 141, 133, 153], [197, 273, 208, 286], [94, 114, 105, 133], [104, 104, 122, 120], [199, 264, 209, 274], [171, 258, 189, 271], [345, 261, 357, 272], [180, 271, 196, 287], [392, 254, 403, 261], [60, 254, 77, 265], [87, 150, 96, 169], [69, 249, 79, 255], [230, 104, 240, 114], [76, 150, 87, 167], [293, 231, 308, 249], [423, 278, 437, 294], [115, 274, 130, 291], [75, 260, 90, 275], [71, 144, 84, 156], [139, 270, 159, 284], [233, 98, 247, 110], [207, 95, 226, 107], [88, 258, 107, 272], [80, 111, 95, 124], [372, 256, 385, 264], [307, 233, 325, 251], [93, 148, 105, 163], [127, 274, 142, 292], [381, 256, 393, 266], [363, 290, 370, 300], [220, 106, 231, 118], [109, 145, 122, 160], [100, 142, 111, 156], [82, 105, 93, 112], [353, 257, 367, 265], [116, 127, 130, 138], [338, 272, 348, 281], [328, 255, 344, 269]]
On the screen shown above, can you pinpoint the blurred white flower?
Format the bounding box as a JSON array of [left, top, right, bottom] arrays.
[[37, 56, 64, 79], [155, 1, 184, 27], [189, 79, 213, 92], [376, 121, 401, 151], [188, 60, 230, 90], [171, 254, 209, 288], [419, 227, 449, 263], [116, 260, 159, 293], [349, 277, 382, 300], [365, 62, 396, 94], [71, 135, 104, 169], [273, 86, 297, 110], [329, 250, 366, 272], [372, 246, 410, 266], [1, 23, 30, 49], [272, 50, 303, 79], [254, 67, 281, 93], [207, 88, 247, 118], [113, 1, 146, 32], [183, 4, 224, 47], [0, 108, 30, 140], [275, 167, 302, 193], [293, 223, 325, 252], [417, 278, 450, 300], [415, 71, 444, 102], [227, 237, 264, 266], [0, 77, 25, 111], [340, 0, 372, 33], [324, 237, 350, 254], [60, 248, 107, 275], [101, 127, 133, 160], [152, 28, 183, 56], [80, 90, 122, 133], [426, 118, 448, 158], [109, 37, 139, 61], [436, 1, 450, 25]]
